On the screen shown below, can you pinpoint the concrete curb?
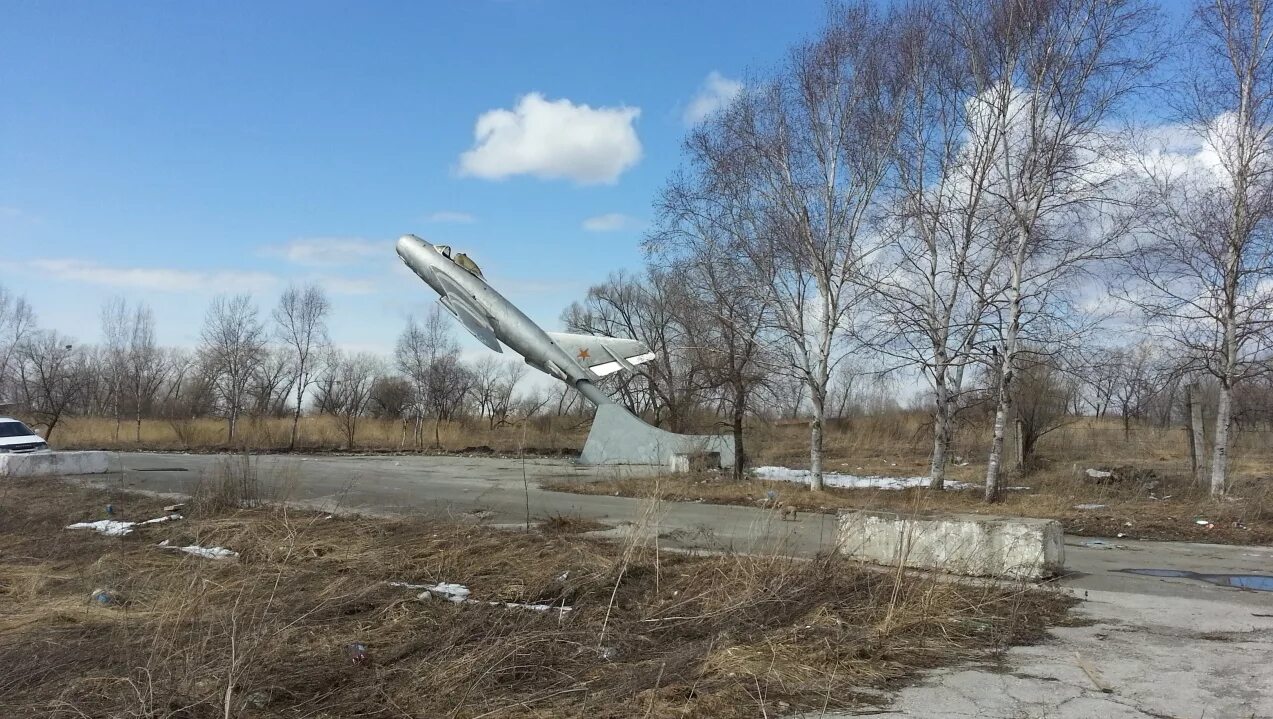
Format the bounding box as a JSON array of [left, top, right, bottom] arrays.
[[838, 510, 1065, 580], [0, 451, 111, 477]]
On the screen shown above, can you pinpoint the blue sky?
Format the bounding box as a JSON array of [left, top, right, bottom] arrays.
[[0, 1, 823, 354]]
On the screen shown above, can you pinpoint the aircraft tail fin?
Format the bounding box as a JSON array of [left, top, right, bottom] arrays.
[[547, 332, 654, 377]]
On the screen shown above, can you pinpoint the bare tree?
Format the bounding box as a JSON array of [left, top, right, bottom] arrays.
[[15, 331, 85, 441], [369, 374, 414, 420], [0, 285, 35, 404], [649, 158, 777, 478], [125, 303, 165, 442], [395, 305, 469, 448], [492, 360, 527, 429], [98, 298, 166, 443], [1080, 348, 1123, 417], [724, 3, 906, 489], [471, 356, 504, 426], [1127, 0, 1273, 496], [1011, 356, 1080, 468], [1107, 342, 1163, 439], [323, 350, 380, 448], [874, 0, 1007, 489], [100, 298, 129, 440], [563, 269, 708, 430], [199, 295, 267, 443], [471, 357, 527, 430], [247, 346, 294, 418], [967, 0, 1158, 501], [274, 284, 330, 449]]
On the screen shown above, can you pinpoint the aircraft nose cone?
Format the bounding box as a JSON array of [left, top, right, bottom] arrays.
[[396, 234, 427, 258]]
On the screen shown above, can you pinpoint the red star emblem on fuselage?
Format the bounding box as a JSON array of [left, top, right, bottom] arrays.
[[577, 348, 590, 361]]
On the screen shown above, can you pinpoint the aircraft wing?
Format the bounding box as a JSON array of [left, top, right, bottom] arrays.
[[435, 273, 502, 353], [547, 332, 654, 377]]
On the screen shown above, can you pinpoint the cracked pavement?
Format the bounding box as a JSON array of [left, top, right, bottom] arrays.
[[814, 541, 1273, 719]]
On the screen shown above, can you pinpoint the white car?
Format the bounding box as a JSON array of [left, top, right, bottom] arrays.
[[0, 417, 49, 454]]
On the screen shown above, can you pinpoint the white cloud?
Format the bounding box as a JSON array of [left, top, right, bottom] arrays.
[[458, 93, 642, 185], [683, 71, 742, 126], [260, 238, 386, 266], [21, 259, 278, 293], [427, 211, 476, 223], [582, 213, 640, 232]]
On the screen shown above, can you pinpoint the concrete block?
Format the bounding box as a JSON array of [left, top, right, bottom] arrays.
[[837, 510, 1064, 580], [0, 451, 111, 478], [668, 451, 721, 473]]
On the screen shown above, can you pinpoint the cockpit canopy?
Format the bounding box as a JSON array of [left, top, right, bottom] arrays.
[[431, 244, 483, 279]]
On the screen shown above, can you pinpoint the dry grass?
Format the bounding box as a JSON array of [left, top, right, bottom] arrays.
[[52, 415, 589, 455], [538, 513, 609, 535], [0, 478, 1071, 718], [750, 414, 1273, 483]]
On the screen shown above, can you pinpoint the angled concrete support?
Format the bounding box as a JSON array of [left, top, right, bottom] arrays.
[[579, 404, 735, 469]]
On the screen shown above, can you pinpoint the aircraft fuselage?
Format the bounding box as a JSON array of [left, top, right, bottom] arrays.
[[395, 234, 600, 394]]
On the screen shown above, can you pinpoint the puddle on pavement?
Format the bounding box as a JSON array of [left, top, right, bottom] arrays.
[[1115, 568, 1273, 592]]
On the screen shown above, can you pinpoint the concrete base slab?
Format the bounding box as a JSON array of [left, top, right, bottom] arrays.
[[0, 451, 111, 477], [838, 510, 1064, 579], [580, 404, 735, 468]]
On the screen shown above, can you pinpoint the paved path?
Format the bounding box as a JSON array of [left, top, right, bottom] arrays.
[[84, 452, 1273, 718]]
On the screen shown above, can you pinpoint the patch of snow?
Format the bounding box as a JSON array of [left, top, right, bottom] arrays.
[[66, 520, 137, 536], [752, 466, 972, 491], [139, 514, 183, 526], [1073, 503, 1108, 510], [1086, 468, 1113, 479], [65, 514, 183, 537], [170, 545, 238, 560], [420, 582, 472, 602], [494, 601, 573, 614], [387, 581, 431, 590], [392, 580, 572, 615]]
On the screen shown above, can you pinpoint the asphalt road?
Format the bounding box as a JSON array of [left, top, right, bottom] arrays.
[[80, 452, 1273, 718]]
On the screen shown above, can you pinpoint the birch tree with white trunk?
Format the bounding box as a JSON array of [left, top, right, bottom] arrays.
[[1126, 0, 1273, 496], [874, 2, 1008, 489], [965, 0, 1158, 501], [727, 2, 906, 490]]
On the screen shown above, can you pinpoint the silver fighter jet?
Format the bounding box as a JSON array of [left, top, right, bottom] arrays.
[[395, 233, 735, 467], [395, 234, 655, 404]]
